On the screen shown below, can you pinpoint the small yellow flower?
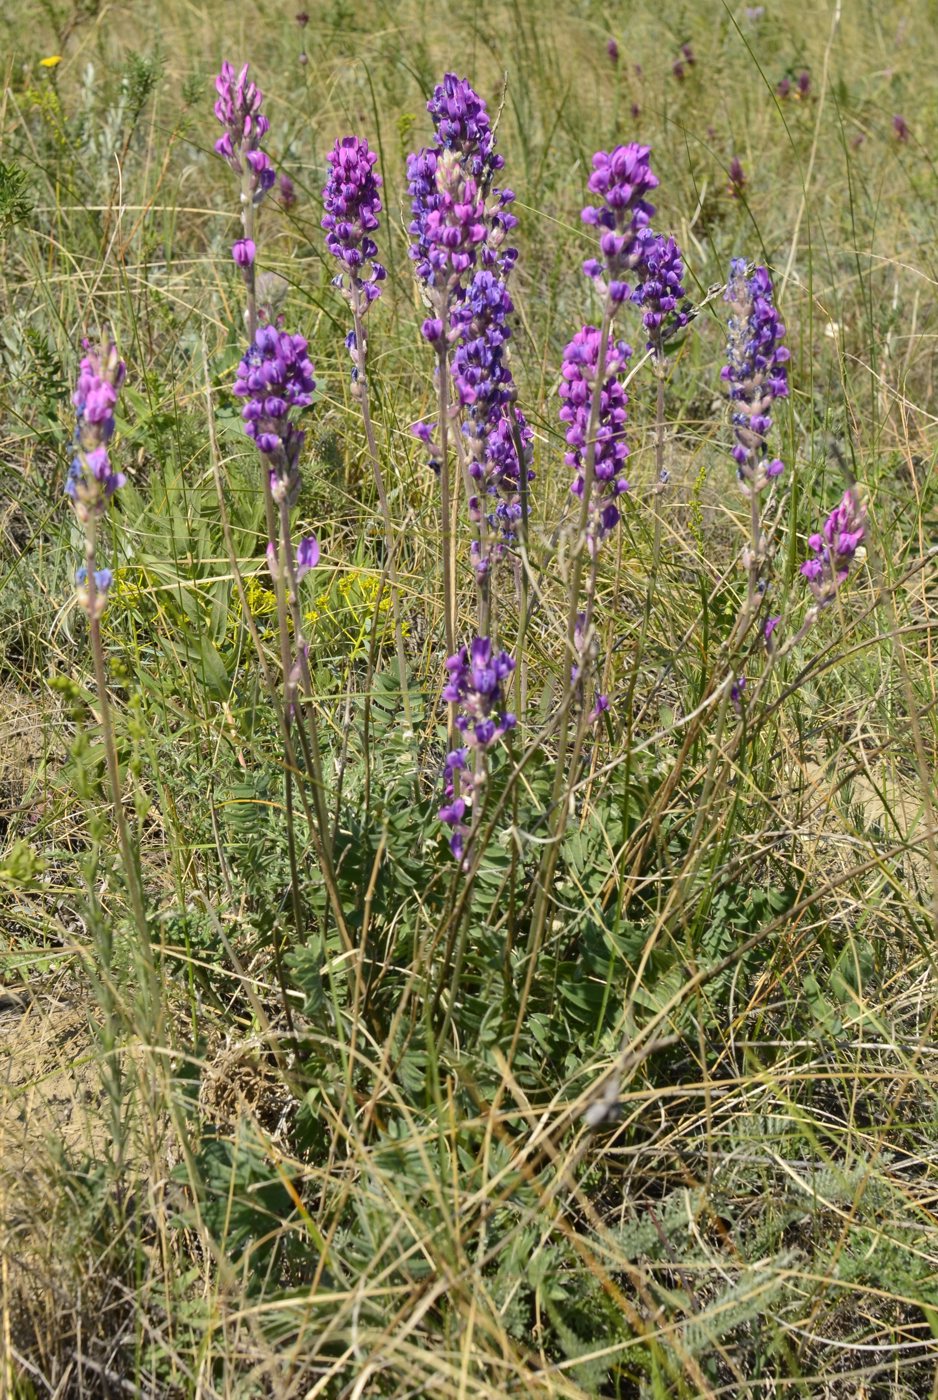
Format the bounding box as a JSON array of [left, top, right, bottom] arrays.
[[40, 55, 62, 68]]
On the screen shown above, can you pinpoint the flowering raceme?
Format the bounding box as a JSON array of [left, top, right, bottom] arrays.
[[439, 637, 516, 862], [559, 327, 632, 552], [67, 340, 127, 520], [233, 325, 316, 503], [722, 259, 789, 495], [801, 489, 867, 607], [630, 229, 690, 345], [321, 135, 386, 306], [407, 74, 517, 290], [450, 270, 533, 573], [213, 61, 276, 204], [582, 144, 659, 302], [66, 336, 127, 615]]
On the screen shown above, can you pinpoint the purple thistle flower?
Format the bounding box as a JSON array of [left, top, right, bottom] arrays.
[[439, 637, 516, 864], [893, 114, 910, 143], [728, 156, 746, 196], [322, 135, 387, 307], [630, 229, 690, 348], [800, 488, 867, 607], [213, 61, 276, 203], [581, 144, 659, 301], [797, 70, 811, 98], [66, 337, 127, 517], [777, 76, 792, 99], [559, 326, 632, 553], [607, 38, 620, 64], [721, 259, 789, 495], [278, 173, 296, 209], [233, 324, 316, 502]]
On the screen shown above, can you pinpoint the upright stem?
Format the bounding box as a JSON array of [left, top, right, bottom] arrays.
[[351, 296, 413, 732], [204, 367, 355, 969], [85, 538, 155, 1022], [240, 173, 258, 345], [277, 496, 355, 959], [437, 341, 456, 663], [526, 301, 614, 963]]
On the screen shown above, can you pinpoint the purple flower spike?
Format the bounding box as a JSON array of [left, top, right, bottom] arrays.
[[721, 259, 789, 495], [66, 337, 127, 518], [213, 61, 276, 204], [582, 144, 659, 298], [233, 325, 316, 503], [559, 326, 632, 554], [728, 157, 746, 196], [800, 489, 867, 608], [450, 269, 534, 573], [438, 637, 516, 865], [630, 230, 691, 348], [408, 74, 517, 289], [322, 135, 387, 307], [427, 73, 503, 185]]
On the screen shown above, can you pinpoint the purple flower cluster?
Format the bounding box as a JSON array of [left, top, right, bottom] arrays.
[[321, 135, 386, 307], [439, 637, 516, 862], [450, 270, 534, 572], [800, 489, 867, 606], [407, 75, 517, 289], [66, 338, 127, 522], [427, 74, 503, 184], [213, 62, 276, 205], [721, 259, 789, 494], [233, 325, 316, 501], [559, 327, 632, 552], [582, 144, 659, 302], [630, 230, 690, 344]]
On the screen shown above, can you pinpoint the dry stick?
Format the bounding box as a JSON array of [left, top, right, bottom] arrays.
[[203, 365, 354, 969], [351, 291, 413, 733]]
